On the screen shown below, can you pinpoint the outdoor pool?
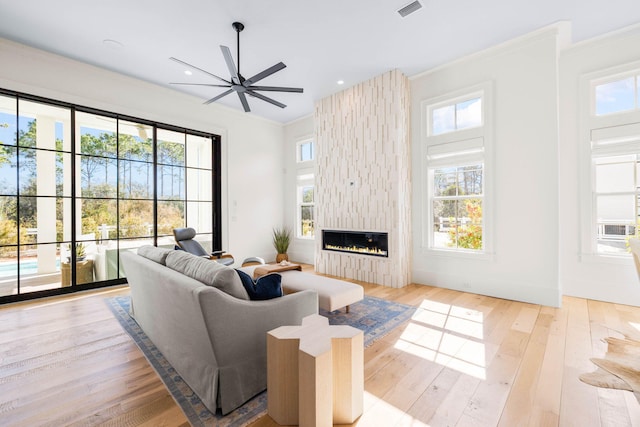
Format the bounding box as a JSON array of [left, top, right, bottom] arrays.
[[0, 259, 60, 277]]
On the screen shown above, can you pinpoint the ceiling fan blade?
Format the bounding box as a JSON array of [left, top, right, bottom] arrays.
[[237, 92, 251, 112], [243, 62, 286, 86], [169, 57, 230, 84], [249, 85, 304, 93], [203, 89, 234, 105], [246, 90, 286, 109], [220, 45, 241, 85], [170, 83, 231, 88]]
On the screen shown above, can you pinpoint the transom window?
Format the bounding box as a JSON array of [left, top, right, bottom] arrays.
[[297, 139, 314, 162], [595, 74, 640, 116], [430, 96, 482, 136]]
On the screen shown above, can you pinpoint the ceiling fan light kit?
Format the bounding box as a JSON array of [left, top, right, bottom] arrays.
[[170, 22, 303, 113]]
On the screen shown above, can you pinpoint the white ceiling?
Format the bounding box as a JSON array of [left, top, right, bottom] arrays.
[[1, 0, 639, 124]]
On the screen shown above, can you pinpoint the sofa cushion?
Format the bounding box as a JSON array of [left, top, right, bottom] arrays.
[[137, 245, 172, 265], [166, 250, 249, 300], [236, 269, 283, 300]]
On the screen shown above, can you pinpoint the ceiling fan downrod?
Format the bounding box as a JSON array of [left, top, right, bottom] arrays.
[[232, 22, 244, 78]]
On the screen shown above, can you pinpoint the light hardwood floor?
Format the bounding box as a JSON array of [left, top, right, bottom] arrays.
[[2, 275, 640, 426]]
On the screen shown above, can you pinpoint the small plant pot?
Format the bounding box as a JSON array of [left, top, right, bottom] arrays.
[[276, 253, 288, 263]]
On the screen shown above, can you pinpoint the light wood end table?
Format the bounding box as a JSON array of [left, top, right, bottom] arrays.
[[267, 314, 363, 426]]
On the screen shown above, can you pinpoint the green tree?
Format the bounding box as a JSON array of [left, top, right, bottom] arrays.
[[0, 122, 12, 167], [448, 199, 483, 250], [80, 132, 117, 190], [157, 140, 184, 198]]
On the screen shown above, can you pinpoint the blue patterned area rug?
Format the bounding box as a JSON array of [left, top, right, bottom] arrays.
[[106, 295, 415, 427]]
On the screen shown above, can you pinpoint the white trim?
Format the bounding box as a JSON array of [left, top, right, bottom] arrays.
[[420, 247, 496, 261], [580, 253, 634, 265], [409, 22, 570, 81]]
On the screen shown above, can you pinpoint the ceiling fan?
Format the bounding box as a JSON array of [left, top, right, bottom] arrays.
[[169, 22, 303, 112]]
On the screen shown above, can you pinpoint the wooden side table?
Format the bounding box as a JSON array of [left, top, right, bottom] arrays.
[[253, 262, 302, 279], [267, 314, 363, 427]]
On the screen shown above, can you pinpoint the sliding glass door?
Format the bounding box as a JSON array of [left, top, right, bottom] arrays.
[[0, 91, 220, 302]]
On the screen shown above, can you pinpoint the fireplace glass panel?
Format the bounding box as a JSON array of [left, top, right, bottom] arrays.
[[322, 230, 388, 257]]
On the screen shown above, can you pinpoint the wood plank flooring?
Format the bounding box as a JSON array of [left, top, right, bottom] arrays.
[[1, 276, 640, 426]]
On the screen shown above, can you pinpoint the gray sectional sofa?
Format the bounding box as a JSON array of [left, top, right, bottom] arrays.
[[120, 246, 318, 415]]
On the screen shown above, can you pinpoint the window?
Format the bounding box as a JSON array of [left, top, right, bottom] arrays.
[[593, 154, 638, 254], [297, 173, 315, 238], [583, 66, 640, 257], [595, 74, 640, 116], [431, 96, 482, 136], [423, 84, 491, 254], [587, 122, 640, 255], [294, 137, 315, 239], [431, 164, 483, 250], [0, 90, 221, 302], [297, 139, 314, 162]]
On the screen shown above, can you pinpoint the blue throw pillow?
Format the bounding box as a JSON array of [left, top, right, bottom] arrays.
[[236, 269, 283, 300]]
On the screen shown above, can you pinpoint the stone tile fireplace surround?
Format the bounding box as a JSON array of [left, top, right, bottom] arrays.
[[314, 70, 411, 288]]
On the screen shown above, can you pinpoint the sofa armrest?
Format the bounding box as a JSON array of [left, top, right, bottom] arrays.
[[197, 287, 318, 365]]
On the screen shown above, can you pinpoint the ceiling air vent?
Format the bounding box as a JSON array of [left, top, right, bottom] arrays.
[[397, 0, 423, 17]]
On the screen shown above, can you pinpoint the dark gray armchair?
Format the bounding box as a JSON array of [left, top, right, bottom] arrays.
[[173, 227, 234, 266]]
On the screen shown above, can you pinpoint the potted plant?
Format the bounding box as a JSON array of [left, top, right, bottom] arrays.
[[272, 227, 291, 263], [75, 243, 86, 261], [65, 243, 86, 263]]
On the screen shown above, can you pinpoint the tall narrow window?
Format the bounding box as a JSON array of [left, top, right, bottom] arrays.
[[294, 137, 315, 239], [584, 67, 640, 256], [297, 173, 315, 238], [424, 85, 490, 254]]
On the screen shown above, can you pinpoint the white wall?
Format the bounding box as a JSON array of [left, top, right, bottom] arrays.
[[284, 22, 640, 309], [0, 38, 284, 264], [411, 24, 569, 307], [283, 114, 315, 264], [559, 24, 640, 306]]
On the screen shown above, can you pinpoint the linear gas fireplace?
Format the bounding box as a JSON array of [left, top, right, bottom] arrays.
[[322, 230, 388, 257]]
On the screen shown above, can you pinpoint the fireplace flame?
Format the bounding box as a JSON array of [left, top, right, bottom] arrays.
[[325, 244, 387, 256]]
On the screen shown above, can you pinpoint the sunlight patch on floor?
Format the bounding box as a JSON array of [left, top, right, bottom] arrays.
[[628, 321, 640, 334], [359, 391, 431, 426], [394, 299, 487, 379]]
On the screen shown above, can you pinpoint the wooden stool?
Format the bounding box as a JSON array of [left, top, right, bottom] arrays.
[[267, 314, 363, 427]]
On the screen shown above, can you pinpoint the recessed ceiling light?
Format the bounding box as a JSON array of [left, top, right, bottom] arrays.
[[337, 80, 344, 85], [102, 39, 124, 50], [184, 70, 193, 76]]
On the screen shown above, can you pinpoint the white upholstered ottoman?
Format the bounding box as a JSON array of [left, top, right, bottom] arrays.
[[239, 266, 364, 312]]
